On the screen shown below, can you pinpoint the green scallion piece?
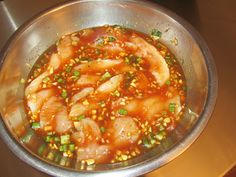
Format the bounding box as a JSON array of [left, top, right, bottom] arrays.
[[60, 134, 70, 144], [68, 144, 75, 152], [65, 66, 72, 73], [54, 153, 61, 163], [45, 135, 53, 143], [59, 144, 68, 152], [54, 136, 60, 142], [61, 89, 67, 99], [42, 76, 50, 83], [57, 78, 64, 83], [108, 36, 116, 42], [118, 108, 128, 115], [100, 126, 105, 133], [169, 103, 176, 113], [47, 151, 55, 161], [101, 71, 112, 81], [38, 144, 46, 155], [21, 129, 34, 143], [31, 122, 40, 129], [73, 70, 80, 77], [151, 29, 162, 39], [73, 114, 85, 121], [155, 132, 164, 141], [59, 156, 67, 166], [165, 80, 171, 85]]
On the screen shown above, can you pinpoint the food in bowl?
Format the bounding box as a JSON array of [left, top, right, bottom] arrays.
[[22, 25, 186, 167]]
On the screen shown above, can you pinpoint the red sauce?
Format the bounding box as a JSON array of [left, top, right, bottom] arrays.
[[23, 25, 186, 167]]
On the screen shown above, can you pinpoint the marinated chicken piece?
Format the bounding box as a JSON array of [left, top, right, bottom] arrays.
[[110, 117, 139, 147], [71, 87, 94, 104], [69, 102, 98, 117], [124, 95, 182, 120], [129, 36, 170, 86], [75, 75, 100, 87], [57, 35, 74, 60], [39, 96, 62, 128], [55, 106, 72, 134], [27, 89, 53, 115], [96, 74, 123, 94], [74, 59, 122, 73], [77, 144, 110, 163], [73, 118, 101, 145], [25, 72, 49, 96]]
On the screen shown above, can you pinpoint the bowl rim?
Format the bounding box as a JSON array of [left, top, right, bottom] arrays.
[[0, 0, 218, 176]]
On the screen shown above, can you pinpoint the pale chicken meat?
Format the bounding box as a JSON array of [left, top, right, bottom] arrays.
[[75, 75, 100, 87], [111, 117, 140, 147], [96, 74, 123, 94], [76, 144, 110, 163], [71, 87, 94, 104], [74, 59, 122, 73], [27, 89, 53, 115], [129, 36, 170, 86]]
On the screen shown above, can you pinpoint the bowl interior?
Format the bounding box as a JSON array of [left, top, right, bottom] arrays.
[[0, 0, 215, 176]]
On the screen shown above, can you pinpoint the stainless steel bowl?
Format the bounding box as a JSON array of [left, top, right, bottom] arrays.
[[0, 0, 217, 176]]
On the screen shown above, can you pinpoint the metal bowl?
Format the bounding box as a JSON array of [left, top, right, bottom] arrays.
[[0, 0, 217, 176]]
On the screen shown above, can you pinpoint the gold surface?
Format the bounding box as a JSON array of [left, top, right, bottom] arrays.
[[0, 0, 236, 177]]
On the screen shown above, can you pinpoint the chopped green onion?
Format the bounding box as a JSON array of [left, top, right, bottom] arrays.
[[155, 132, 164, 141], [54, 153, 61, 163], [54, 136, 60, 142], [57, 78, 64, 83], [151, 29, 162, 39], [159, 125, 165, 131], [118, 108, 128, 115], [108, 36, 116, 42], [101, 71, 112, 81], [73, 114, 85, 121], [31, 122, 40, 129], [45, 135, 53, 143], [42, 76, 50, 83], [65, 66, 72, 73], [21, 129, 34, 143], [100, 126, 105, 133], [60, 134, 70, 144], [38, 144, 46, 155], [142, 138, 152, 148], [73, 70, 80, 77], [61, 89, 67, 99], [68, 144, 75, 152], [59, 144, 68, 152], [165, 80, 171, 85], [169, 103, 176, 113]]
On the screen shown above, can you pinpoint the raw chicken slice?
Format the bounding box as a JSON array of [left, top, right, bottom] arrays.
[[57, 35, 74, 60], [27, 89, 53, 115], [96, 74, 123, 94], [55, 106, 72, 134], [74, 59, 122, 73], [48, 53, 61, 70], [25, 71, 49, 96], [77, 144, 110, 163], [75, 75, 100, 87], [124, 95, 182, 120], [71, 87, 94, 104], [73, 118, 101, 145], [129, 36, 170, 86], [111, 117, 139, 147], [39, 96, 62, 128]]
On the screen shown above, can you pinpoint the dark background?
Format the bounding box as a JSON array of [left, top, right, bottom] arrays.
[[0, 0, 236, 177]]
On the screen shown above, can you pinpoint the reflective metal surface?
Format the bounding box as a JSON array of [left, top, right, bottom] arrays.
[[0, 0, 234, 177]]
